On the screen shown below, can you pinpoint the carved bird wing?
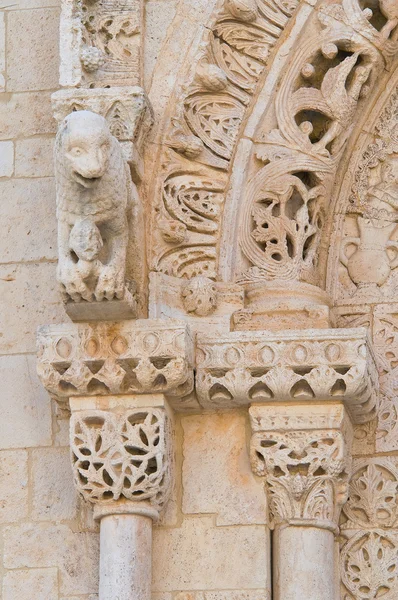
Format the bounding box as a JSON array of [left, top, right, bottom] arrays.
[[321, 53, 360, 118]]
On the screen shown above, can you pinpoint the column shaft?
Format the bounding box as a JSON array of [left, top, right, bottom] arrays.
[[99, 514, 152, 600], [273, 525, 335, 600]]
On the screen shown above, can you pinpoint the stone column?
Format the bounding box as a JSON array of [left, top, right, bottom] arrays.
[[195, 326, 379, 600], [37, 318, 194, 600], [250, 404, 352, 600], [70, 395, 172, 600]]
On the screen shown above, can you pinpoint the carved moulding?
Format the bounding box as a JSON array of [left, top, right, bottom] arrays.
[[250, 404, 353, 530], [236, 0, 392, 291], [37, 319, 195, 409], [196, 326, 378, 423], [149, 0, 301, 280]]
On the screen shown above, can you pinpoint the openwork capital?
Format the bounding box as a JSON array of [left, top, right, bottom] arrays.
[[71, 404, 173, 519], [250, 405, 353, 531]]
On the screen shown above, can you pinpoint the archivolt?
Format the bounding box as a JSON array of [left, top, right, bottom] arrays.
[[145, 0, 398, 287]]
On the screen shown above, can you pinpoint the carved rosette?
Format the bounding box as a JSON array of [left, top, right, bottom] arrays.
[[71, 406, 173, 517], [250, 405, 353, 530], [37, 319, 194, 407], [196, 327, 378, 422]]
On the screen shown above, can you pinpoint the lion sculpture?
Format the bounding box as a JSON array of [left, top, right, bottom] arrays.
[[55, 110, 134, 302]]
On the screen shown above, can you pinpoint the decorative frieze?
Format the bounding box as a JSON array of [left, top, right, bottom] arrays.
[[37, 319, 194, 402], [196, 327, 378, 423], [250, 404, 353, 530]]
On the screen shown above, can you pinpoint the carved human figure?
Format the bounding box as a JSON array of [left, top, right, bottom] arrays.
[[55, 110, 133, 302]]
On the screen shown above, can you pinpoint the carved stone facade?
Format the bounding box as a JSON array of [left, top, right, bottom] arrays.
[[2, 0, 398, 598]]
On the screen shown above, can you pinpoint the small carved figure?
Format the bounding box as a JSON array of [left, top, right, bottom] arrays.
[[55, 110, 133, 302]]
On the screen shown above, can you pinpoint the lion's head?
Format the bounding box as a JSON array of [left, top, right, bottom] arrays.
[[57, 110, 112, 189]]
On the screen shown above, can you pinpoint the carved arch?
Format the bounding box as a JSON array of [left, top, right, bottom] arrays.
[[146, 0, 398, 294]]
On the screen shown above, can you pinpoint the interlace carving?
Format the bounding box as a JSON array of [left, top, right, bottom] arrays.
[[37, 320, 194, 400], [152, 0, 300, 279], [238, 0, 394, 286], [250, 414, 352, 529], [71, 408, 172, 509], [196, 328, 378, 422]]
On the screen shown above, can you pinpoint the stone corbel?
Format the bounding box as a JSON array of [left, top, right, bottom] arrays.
[[195, 325, 379, 600], [37, 318, 194, 600]]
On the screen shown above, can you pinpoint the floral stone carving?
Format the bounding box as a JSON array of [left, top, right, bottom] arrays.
[[250, 404, 353, 529], [37, 319, 194, 403], [71, 407, 173, 513], [196, 327, 378, 423]]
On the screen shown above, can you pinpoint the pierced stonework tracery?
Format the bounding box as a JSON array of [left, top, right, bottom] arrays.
[[71, 408, 172, 508]]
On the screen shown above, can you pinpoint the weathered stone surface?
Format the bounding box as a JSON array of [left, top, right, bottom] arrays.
[[7, 9, 60, 92], [0, 92, 56, 140], [174, 593, 269, 600], [153, 516, 269, 591], [0, 450, 28, 523], [32, 447, 77, 521], [15, 137, 54, 178], [0, 141, 14, 177], [182, 412, 267, 525], [0, 355, 52, 450], [3, 568, 58, 600], [0, 178, 57, 263], [4, 523, 99, 596], [0, 263, 65, 355]]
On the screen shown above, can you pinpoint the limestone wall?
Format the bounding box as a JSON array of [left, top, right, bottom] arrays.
[[0, 2, 270, 597]]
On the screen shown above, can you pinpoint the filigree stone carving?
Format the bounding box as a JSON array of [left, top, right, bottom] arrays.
[[341, 530, 398, 600], [151, 0, 300, 279], [237, 1, 389, 287], [196, 327, 378, 423], [55, 110, 138, 313], [71, 407, 172, 511], [250, 404, 353, 529], [59, 0, 143, 88], [37, 319, 194, 401], [335, 87, 398, 303], [342, 459, 398, 530]]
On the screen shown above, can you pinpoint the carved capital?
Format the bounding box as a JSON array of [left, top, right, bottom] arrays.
[[37, 319, 194, 406], [196, 327, 378, 423], [70, 401, 173, 519], [250, 404, 353, 530]]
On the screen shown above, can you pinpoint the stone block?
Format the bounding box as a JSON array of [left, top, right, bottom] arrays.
[[32, 447, 77, 521], [0, 450, 28, 523], [0, 178, 57, 263], [0, 355, 52, 450], [153, 516, 269, 591], [0, 141, 14, 177], [3, 522, 99, 596], [0, 262, 65, 355], [182, 412, 267, 525], [3, 568, 58, 600], [15, 137, 54, 178], [0, 92, 56, 140], [144, 1, 177, 88], [175, 593, 269, 600], [6, 9, 60, 92]]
